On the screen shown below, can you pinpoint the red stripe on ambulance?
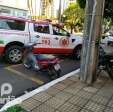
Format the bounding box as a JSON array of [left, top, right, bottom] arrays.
[[0, 46, 5, 54], [33, 48, 73, 54]]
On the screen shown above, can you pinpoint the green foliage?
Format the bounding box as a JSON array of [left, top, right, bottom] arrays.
[[4, 105, 26, 112], [63, 3, 85, 33], [77, 0, 113, 20], [104, 0, 113, 19]]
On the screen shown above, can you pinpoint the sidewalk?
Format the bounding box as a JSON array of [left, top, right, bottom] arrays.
[[20, 72, 113, 112]]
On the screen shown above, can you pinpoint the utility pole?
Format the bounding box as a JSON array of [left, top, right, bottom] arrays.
[[80, 0, 105, 84], [35, 0, 37, 20], [58, 0, 62, 23]]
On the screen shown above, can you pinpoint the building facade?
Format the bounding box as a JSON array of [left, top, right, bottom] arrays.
[[41, 0, 54, 18], [0, 0, 28, 17], [0, 5, 28, 17]]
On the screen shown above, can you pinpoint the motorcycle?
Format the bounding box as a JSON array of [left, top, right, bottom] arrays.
[[23, 42, 61, 79], [97, 46, 113, 80]]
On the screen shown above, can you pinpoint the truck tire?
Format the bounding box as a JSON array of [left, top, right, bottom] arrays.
[[5, 45, 23, 64], [72, 46, 82, 60]]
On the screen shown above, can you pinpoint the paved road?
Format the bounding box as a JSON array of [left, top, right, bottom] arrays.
[[0, 45, 112, 98], [0, 57, 80, 99], [0, 45, 112, 108]]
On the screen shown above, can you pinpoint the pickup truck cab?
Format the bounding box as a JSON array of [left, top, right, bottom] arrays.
[[0, 15, 82, 64]]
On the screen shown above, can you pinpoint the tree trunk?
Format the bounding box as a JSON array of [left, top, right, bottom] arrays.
[[70, 26, 73, 34]]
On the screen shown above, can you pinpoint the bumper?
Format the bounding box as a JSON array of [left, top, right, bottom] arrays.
[[0, 46, 5, 55]]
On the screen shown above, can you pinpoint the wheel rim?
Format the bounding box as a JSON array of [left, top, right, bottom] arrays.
[[76, 49, 81, 59], [9, 49, 22, 63]]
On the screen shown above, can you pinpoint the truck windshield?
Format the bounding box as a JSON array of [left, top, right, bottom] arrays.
[[34, 24, 50, 34]]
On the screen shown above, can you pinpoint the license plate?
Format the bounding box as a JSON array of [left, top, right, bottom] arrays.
[[54, 64, 61, 70]]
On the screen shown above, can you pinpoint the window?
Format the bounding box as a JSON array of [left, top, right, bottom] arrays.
[[23, 12, 27, 17], [0, 8, 10, 14], [34, 24, 50, 34], [53, 25, 69, 36], [0, 19, 25, 31]]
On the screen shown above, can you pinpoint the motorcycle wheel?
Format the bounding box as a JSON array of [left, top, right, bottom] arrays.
[[48, 66, 61, 79], [106, 64, 113, 80]]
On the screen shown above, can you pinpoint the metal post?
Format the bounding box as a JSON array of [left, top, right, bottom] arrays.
[[58, 0, 62, 23], [35, 0, 37, 20], [80, 0, 105, 84], [39, 0, 42, 18], [51, 0, 54, 18]]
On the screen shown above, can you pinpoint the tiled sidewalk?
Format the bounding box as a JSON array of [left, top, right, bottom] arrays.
[[20, 72, 113, 112]]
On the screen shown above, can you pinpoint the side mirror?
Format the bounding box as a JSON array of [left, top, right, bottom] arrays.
[[35, 35, 40, 38], [102, 35, 106, 39]]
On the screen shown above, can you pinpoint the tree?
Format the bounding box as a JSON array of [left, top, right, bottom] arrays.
[[104, 0, 113, 20], [77, 0, 113, 20], [63, 3, 85, 33]]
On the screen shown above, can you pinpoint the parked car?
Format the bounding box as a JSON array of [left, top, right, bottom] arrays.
[[0, 15, 83, 64], [101, 32, 113, 46]]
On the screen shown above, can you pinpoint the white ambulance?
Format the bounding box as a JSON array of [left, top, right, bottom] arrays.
[[0, 15, 83, 64]]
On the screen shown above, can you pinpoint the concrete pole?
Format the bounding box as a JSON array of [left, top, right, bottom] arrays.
[[80, 0, 105, 84], [80, 0, 95, 82]]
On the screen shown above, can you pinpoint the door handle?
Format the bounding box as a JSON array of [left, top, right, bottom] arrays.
[[35, 35, 40, 38], [54, 37, 59, 40]]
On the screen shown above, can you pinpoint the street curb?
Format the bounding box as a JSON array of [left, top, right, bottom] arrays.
[[0, 68, 80, 112]]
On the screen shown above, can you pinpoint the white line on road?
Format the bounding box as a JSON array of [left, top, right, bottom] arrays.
[[5, 67, 44, 85]]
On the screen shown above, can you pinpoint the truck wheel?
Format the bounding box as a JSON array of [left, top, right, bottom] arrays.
[[5, 45, 23, 64], [72, 46, 82, 60]]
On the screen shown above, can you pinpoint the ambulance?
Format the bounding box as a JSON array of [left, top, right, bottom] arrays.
[[0, 15, 83, 64]]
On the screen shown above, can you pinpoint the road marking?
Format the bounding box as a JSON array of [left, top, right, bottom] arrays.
[[5, 67, 44, 85], [7, 64, 22, 67]]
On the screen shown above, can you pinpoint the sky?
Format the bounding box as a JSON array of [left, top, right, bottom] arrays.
[[0, 0, 27, 9], [0, 0, 70, 16], [0, 0, 60, 10]]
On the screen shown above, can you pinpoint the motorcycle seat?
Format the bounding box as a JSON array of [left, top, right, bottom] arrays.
[[36, 54, 56, 61]]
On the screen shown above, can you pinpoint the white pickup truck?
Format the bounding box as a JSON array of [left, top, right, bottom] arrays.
[[0, 15, 83, 64]]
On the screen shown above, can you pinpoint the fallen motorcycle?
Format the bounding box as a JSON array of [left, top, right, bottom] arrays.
[[23, 42, 61, 79]]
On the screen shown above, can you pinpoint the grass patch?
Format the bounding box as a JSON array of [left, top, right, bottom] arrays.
[[4, 105, 27, 112]]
